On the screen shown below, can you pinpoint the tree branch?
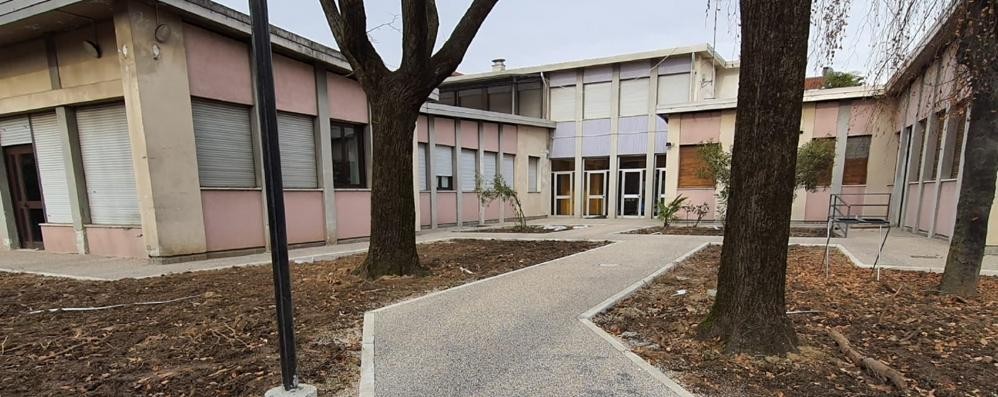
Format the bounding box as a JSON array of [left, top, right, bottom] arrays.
[[319, 0, 390, 85], [400, 0, 434, 73], [428, 0, 498, 87]]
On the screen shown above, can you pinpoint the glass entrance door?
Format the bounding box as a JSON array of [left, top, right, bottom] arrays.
[[618, 169, 645, 217], [552, 171, 574, 216], [584, 170, 608, 217], [3, 145, 45, 249]]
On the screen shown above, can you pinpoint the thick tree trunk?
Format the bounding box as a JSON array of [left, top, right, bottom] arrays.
[[354, 94, 426, 279], [698, 0, 812, 355]]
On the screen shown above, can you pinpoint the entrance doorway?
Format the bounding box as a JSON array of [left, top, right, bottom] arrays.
[[552, 171, 574, 216], [584, 171, 608, 217], [4, 145, 45, 249], [618, 169, 645, 217]]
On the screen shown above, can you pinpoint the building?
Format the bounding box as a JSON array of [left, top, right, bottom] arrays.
[[0, 0, 553, 261]]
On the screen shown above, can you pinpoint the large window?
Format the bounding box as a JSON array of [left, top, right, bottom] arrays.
[[417, 143, 429, 191], [192, 98, 255, 188], [434, 145, 454, 191], [331, 122, 366, 188], [843, 135, 871, 185], [678, 144, 714, 188], [459, 149, 478, 192]]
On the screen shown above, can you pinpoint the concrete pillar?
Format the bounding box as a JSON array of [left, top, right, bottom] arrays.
[[428, 117, 438, 229], [477, 122, 486, 224], [608, 66, 621, 219], [315, 68, 337, 244], [113, 0, 206, 257], [55, 107, 91, 253], [413, 119, 422, 232], [664, 114, 681, 203], [0, 151, 17, 250], [454, 121, 463, 227], [497, 124, 506, 223], [573, 70, 584, 218]]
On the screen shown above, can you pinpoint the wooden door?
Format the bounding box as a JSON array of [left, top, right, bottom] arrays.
[[4, 145, 45, 249]]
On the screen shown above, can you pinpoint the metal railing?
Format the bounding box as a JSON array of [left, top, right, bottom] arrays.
[[824, 193, 893, 278]]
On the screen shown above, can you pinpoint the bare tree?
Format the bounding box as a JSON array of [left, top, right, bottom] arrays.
[[939, 0, 998, 297], [319, 0, 498, 279], [697, 0, 812, 355]]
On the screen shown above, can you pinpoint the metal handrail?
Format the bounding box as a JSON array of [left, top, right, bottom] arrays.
[[824, 193, 893, 278]]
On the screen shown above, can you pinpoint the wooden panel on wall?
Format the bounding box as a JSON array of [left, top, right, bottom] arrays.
[[678, 145, 714, 188]]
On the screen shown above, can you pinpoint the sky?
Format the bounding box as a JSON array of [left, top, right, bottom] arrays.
[[214, 0, 948, 78]]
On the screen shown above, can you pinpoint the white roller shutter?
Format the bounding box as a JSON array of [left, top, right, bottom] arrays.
[[517, 88, 542, 118], [417, 143, 428, 191], [0, 116, 32, 146], [502, 154, 515, 185], [31, 112, 72, 224], [549, 86, 576, 122], [433, 145, 453, 177], [482, 152, 497, 185], [657, 73, 691, 105], [528, 156, 539, 192], [192, 99, 255, 188], [459, 149, 477, 192], [277, 112, 317, 188], [76, 103, 140, 225], [583, 82, 611, 119], [620, 78, 650, 117]]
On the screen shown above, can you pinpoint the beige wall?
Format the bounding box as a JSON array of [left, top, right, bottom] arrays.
[[516, 125, 551, 217], [0, 39, 51, 99]]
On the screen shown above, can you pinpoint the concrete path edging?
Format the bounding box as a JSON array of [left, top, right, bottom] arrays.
[[356, 240, 623, 397]]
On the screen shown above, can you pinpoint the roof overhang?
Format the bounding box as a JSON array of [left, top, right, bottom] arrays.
[[656, 86, 883, 115], [419, 103, 555, 129]]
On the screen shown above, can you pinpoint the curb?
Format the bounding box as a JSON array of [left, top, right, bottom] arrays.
[[577, 242, 711, 397], [357, 239, 621, 397]]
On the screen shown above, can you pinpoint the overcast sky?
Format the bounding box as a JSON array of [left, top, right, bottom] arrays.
[[214, 0, 947, 78]]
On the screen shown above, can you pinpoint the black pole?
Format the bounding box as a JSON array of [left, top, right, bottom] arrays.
[[249, 0, 298, 391]]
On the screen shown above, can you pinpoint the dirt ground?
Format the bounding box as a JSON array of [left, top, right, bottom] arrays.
[[464, 225, 575, 234], [0, 239, 604, 397], [595, 245, 997, 396], [626, 225, 830, 237]]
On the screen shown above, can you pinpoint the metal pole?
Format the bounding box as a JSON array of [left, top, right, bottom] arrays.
[[249, 0, 298, 391]]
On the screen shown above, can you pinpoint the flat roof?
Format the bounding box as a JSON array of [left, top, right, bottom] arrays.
[[657, 86, 882, 114]]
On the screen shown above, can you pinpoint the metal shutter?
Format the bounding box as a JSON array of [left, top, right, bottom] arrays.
[[502, 154, 515, 184], [459, 149, 477, 192], [549, 86, 576, 122], [277, 112, 317, 188], [31, 112, 73, 224], [657, 73, 691, 105], [528, 156, 539, 192], [417, 143, 428, 191], [620, 78, 650, 117], [192, 99, 256, 188], [0, 115, 32, 146], [76, 103, 141, 225], [433, 145, 453, 177], [583, 82, 611, 119], [483, 152, 497, 184]]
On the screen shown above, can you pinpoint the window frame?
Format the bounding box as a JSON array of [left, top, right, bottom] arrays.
[[330, 121, 368, 189]]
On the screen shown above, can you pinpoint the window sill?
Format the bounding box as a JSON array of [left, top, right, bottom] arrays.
[[335, 188, 371, 192], [285, 188, 322, 192], [201, 187, 262, 191]]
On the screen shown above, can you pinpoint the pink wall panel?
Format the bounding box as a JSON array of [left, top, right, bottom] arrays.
[[501, 125, 518, 154], [679, 112, 721, 144], [918, 182, 936, 231], [284, 191, 324, 244], [848, 101, 876, 135], [437, 192, 458, 225], [462, 192, 479, 221], [202, 190, 266, 252], [40, 225, 75, 253], [460, 120, 479, 149], [677, 189, 716, 221], [813, 102, 839, 138], [434, 117, 456, 146], [482, 123, 500, 152], [935, 181, 958, 236], [841, 185, 867, 216], [327, 73, 369, 123], [87, 226, 146, 258], [484, 201, 500, 221], [335, 191, 371, 239], [183, 24, 253, 105], [805, 188, 831, 221], [904, 184, 919, 228], [419, 193, 431, 226], [417, 116, 429, 143], [273, 54, 317, 115]]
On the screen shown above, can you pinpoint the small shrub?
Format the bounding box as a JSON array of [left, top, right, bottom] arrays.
[[657, 195, 687, 228], [476, 174, 526, 229], [682, 202, 711, 227]]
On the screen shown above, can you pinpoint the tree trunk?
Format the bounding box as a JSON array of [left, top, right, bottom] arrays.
[[354, 94, 426, 279], [698, 0, 812, 355]]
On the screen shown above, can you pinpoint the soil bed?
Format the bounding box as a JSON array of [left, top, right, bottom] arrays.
[[595, 245, 997, 396], [625, 225, 830, 237], [0, 239, 604, 397], [464, 225, 576, 234]]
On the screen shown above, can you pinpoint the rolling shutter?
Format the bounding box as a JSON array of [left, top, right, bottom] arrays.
[[657, 73, 691, 105], [31, 112, 73, 224], [482, 152, 497, 184], [583, 82, 611, 119], [277, 112, 317, 188], [502, 154, 515, 184], [549, 86, 576, 122], [459, 149, 477, 192], [76, 103, 140, 225], [192, 99, 255, 188], [620, 78, 650, 117], [0, 116, 32, 146], [528, 156, 539, 192], [417, 143, 428, 191], [433, 145, 453, 177]]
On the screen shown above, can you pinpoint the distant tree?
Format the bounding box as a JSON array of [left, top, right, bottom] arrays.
[[698, 0, 812, 355], [822, 71, 865, 88], [940, 0, 998, 297], [319, 0, 498, 279]]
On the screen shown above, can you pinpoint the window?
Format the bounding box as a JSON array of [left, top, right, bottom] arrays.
[[657, 73, 691, 105], [331, 122, 367, 188], [583, 82, 611, 119], [434, 145, 454, 191], [924, 111, 945, 180], [549, 86, 576, 121], [502, 154, 515, 184], [843, 135, 871, 185], [277, 112, 318, 189], [528, 156, 540, 192], [483, 151, 498, 184], [619, 78, 650, 117], [459, 149, 478, 192], [417, 143, 428, 191], [678, 144, 714, 188], [942, 104, 967, 179], [907, 120, 925, 182], [192, 99, 255, 188]]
